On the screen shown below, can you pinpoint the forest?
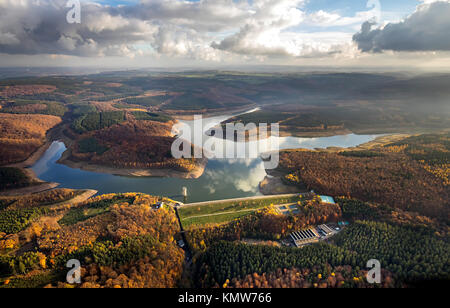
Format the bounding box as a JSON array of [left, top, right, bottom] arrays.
[[194, 219, 450, 288], [0, 100, 67, 117], [0, 85, 57, 98], [68, 119, 199, 172], [226, 266, 395, 288], [0, 189, 83, 234], [227, 110, 345, 135], [337, 196, 449, 243], [130, 111, 173, 123], [0, 113, 61, 165], [0, 72, 449, 288], [77, 138, 109, 155], [72, 111, 126, 133], [0, 168, 34, 191], [188, 186, 449, 288], [0, 71, 449, 128], [184, 198, 342, 253], [123, 95, 171, 107], [0, 193, 185, 288], [278, 133, 450, 219], [0, 207, 48, 234], [57, 195, 135, 227], [386, 134, 450, 186]]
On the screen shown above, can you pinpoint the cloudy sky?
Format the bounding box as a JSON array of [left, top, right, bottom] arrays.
[[0, 0, 449, 69]]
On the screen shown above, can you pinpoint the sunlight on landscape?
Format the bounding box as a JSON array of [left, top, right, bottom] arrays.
[[0, 0, 448, 293]]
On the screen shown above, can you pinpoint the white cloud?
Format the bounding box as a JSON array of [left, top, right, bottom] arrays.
[[354, 1, 450, 52], [233, 162, 267, 193], [0, 0, 362, 60], [0, 32, 20, 45], [0, 0, 447, 66], [57, 35, 77, 51]]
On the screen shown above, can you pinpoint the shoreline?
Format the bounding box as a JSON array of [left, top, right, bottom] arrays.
[[278, 128, 353, 138], [316, 133, 411, 153], [58, 151, 208, 179], [0, 182, 60, 197], [2, 126, 63, 196], [47, 189, 98, 209], [278, 127, 445, 139], [212, 113, 423, 140], [7, 140, 53, 169], [257, 133, 411, 195], [49, 122, 210, 179], [171, 105, 259, 121], [259, 176, 304, 195], [1, 120, 414, 198]]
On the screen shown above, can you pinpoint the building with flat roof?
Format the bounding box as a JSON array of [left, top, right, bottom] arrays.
[[290, 228, 320, 247], [319, 195, 336, 204], [319, 224, 335, 236]]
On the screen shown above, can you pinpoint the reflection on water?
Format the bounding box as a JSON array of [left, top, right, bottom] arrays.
[[32, 111, 381, 203], [174, 109, 376, 157], [32, 136, 378, 203]]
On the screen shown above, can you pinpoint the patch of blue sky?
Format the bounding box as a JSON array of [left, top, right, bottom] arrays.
[[88, 0, 420, 19], [91, 0, 204, 4], [86, 0, 140, 7], [304, 0, 419, 17], [133, 43, 155, 53], [286, 0, 421, 34]]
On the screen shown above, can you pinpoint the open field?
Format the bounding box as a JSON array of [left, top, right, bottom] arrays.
[[179, 194, 302, 228], [177, 210, 256, 228]]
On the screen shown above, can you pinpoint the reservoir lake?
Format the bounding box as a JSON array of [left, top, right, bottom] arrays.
[[32, 111, 381, 203]]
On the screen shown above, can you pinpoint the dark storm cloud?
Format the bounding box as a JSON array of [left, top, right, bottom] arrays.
[[353, 1, 450, 52]]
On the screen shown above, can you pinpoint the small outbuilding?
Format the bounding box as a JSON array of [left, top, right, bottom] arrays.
[[318, 224, 335, 236], [319, 195, 336, 204]]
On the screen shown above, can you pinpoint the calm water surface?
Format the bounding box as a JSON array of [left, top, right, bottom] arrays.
[[32, 112, 380, 203]]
